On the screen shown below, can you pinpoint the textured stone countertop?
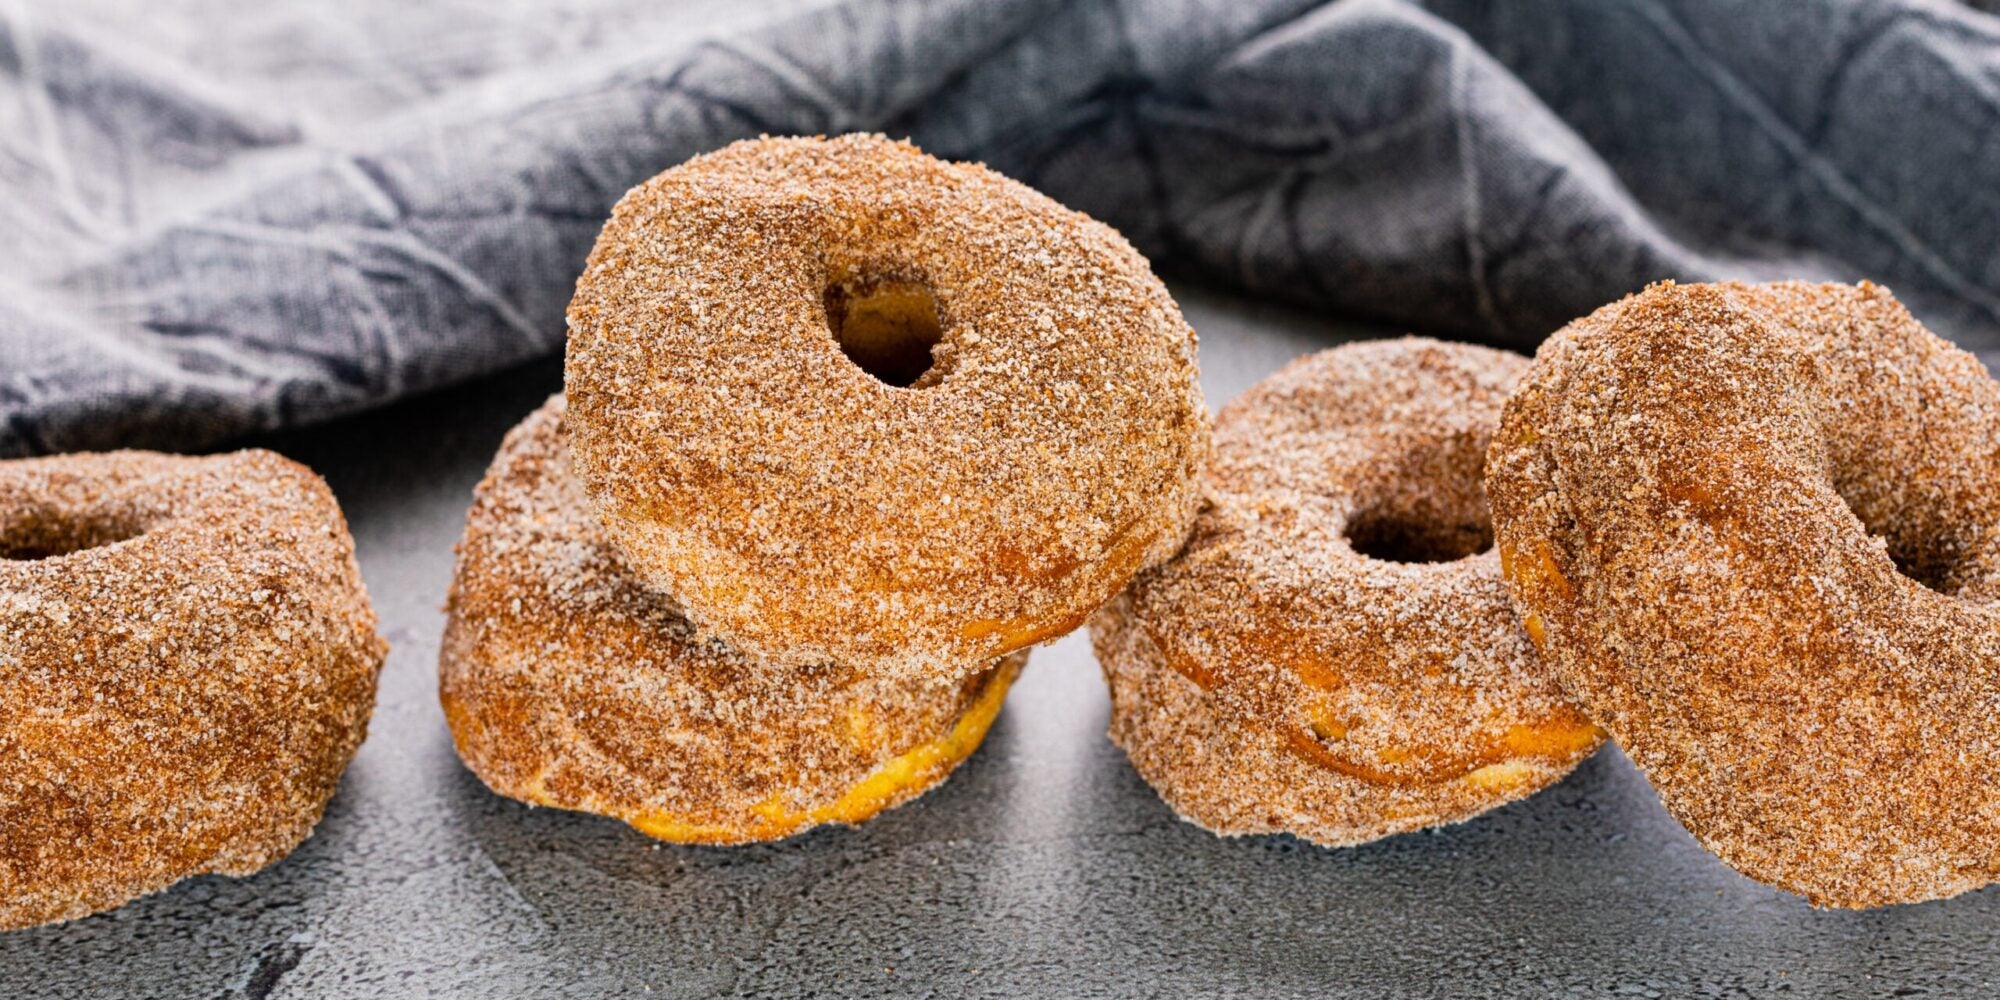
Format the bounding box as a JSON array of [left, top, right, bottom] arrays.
[[6, 286, 1997, 998]]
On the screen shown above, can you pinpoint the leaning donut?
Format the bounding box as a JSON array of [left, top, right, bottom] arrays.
[[0, 450, 386, 930], [440, 397, 1022, 844], [1488, 280, 2000, 908], [1092, 339, 1603, 845], [564, 134, 1208, 681]]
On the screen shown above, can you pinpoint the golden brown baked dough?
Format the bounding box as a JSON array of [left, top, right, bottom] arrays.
[[1093, 339, 1603, 845], [441, 397, 1022, 844], [564, 134, 1208, 682], [1488, 280, 2000, 908], [0, 450, 385, 930]]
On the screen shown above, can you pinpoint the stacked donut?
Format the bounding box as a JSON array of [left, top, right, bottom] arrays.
[[1101, 281, 2000, 909], [440, 135, 1210, 843]]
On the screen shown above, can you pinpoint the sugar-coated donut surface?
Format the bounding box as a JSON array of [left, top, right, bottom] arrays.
[[0, 451, 385, 930], [565, 134, 1208, 681], [1487, 281, 2000, 908], [440, 397, 1022, 845], [1092, 339, 1603, 845]]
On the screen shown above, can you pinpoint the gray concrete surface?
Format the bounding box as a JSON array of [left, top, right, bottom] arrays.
[[5, 286, 1998, 998]]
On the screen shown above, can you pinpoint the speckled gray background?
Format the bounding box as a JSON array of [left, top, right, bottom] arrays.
[[4, 290, 1997, 998]]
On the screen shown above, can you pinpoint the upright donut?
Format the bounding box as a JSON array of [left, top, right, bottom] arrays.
[[1092, 339, 1604, 845], [565, 134, 1209, 681], [441, 398, 1022, 844], [0, 451, 385, 930], [1487, 280, 2000, 907]]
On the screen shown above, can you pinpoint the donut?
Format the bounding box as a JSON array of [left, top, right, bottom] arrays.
[[1487, 280, 2000, 908], [564, 134, 1208, 681], [1091, 339, 1604, 845], [0, 450, 385, 930], [440, 397, 1023, 845]]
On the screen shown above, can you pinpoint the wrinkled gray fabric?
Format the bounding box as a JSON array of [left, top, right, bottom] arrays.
[[2, 0, 1997, 455]]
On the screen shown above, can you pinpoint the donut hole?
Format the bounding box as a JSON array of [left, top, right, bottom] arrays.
[[824, 278, 945, 388], [0, 512, 147, 561], [1834, 475, 1979, 597], [1848, 504, 1965, 595], [1345, 505, 1494, 564], [1886, 543, 1958, 595], [1344, 436, 1496, 564]]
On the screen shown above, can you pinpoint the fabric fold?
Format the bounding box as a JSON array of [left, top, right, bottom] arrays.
[[2, 0, 1996, 455]]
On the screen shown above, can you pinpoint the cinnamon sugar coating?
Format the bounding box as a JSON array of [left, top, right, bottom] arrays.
[[1096, 595, 1586, 844], [1487, 281, 2000, 908], [1092, 339, 1603, 844], [564, 134, 1208, 681], [0, 450, 386, 930], [440, 398, 1022, 845]]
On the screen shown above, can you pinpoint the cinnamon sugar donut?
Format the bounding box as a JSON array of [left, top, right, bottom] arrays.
[[1091, 339, 1604, 845], [564, 134, 1208, 681], [1488, 280, 2000, 908], [440, 398, 1022, 844], [0, 450, 385, 930]]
